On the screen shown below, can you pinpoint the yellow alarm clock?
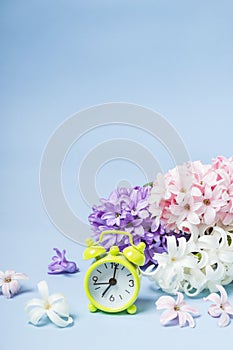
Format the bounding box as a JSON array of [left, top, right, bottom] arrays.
[[83, 230, 145, 314]]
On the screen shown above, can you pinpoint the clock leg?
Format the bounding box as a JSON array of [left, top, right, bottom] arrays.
[[88, 303, 98, 313], [127, 304, 137, 314]]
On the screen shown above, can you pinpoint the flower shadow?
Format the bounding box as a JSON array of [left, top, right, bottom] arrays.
[[47, 271, 80, 278], [12, 287, 36, 298], [29, 313, 77, 328], [136, 297, 155, 313], [163, 314, 201, 328], [92, 298, 154, 317]]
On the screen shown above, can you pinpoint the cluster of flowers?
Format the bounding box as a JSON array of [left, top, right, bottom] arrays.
[[88, 185, 186, 268], [147, 156, 233, 295], [146, 224, 233, 296], [89, 156, 233, 296], [149, 156, 233, 231]]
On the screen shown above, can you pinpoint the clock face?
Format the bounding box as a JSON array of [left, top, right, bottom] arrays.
[[87, 261, 138, 311]]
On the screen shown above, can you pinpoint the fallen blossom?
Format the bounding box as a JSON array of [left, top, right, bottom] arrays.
[[48, 248, 79, 274], [0, 270, 28, 298], [204, 284, 233, 327], [25, 280, 73, 327], [156, 292, 199, 327]]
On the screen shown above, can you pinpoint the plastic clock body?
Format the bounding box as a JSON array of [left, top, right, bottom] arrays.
[[84, 249, 140, 314], [83, 230, 146, 314]]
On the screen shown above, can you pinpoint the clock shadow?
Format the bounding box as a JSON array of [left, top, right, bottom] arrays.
[[96, 310, 129, 316], [93, 297, 154, 316]]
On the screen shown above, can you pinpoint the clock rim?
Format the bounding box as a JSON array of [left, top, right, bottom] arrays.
[[84, 254, 140, 313]]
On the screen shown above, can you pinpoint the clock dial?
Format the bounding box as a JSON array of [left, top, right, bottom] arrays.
[[88, 262, 137, 310]]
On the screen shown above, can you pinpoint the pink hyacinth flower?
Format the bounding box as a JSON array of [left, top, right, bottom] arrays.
[[156, 292, 199, 328], [0, 270, 28, 298], [204, 285, 233, 327]]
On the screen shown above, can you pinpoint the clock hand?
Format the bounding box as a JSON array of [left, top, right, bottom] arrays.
[[101, 284, 111, 297], [101, 276, 117, 297], [93, 282, 110, 285], [112, 264, 118, 279]]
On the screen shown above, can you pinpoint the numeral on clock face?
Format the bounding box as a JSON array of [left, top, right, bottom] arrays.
[[129, 280, 134, 287], [111, 262, 119, 269], [92, 276, 98, 283], [109, 295, 115, 302]]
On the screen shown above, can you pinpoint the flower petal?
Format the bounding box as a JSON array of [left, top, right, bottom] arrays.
[[216, 285, 228, 304], [37, 280, 49, 300], [175, 292, 184, 306], [25, 298, 45, 311], [180, 304, 199, 315], [166, 236, 177, 257], [176, 238, 187, 258], [185, 312, 196, 328], [208, 305, 222, 317], [51, 300, 70, 317], [138, 210, 149, 219], [53, 248, 63, 258], [178, 311, 186, 327], [218, 251, 233, 263], [137, 200, 148, 211], [27, 307, 46, 325], [224, 302, 233, 315], [5, 270, 15, 277], [48, 265, 65, 274], [218, 312, 230, 327], [47, 309, 73, 327], [12, 273, 28, 280], [155, 295, 175, 310], [205, 263, 225, 281], [181, 255, 197, 268], [2, 283, 11, 298], [160, 309, 177, 325], [48, 293, 66, 305], [204, 292, 221, 305], [204, 207, 216, 225], [187, 212, 200, 225], [192, 187, 202, 196], [9, 280, 20, 294]]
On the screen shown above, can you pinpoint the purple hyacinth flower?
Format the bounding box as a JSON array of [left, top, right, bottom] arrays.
[[48, 248, 79, 274], [88, 185, 190, 268]]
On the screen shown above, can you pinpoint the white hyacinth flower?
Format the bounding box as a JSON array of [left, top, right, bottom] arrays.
[[151, 236, 198, 294], [25, 280, 73, 327], [197, 226, 233, 291], [144, 223, 233, 296]]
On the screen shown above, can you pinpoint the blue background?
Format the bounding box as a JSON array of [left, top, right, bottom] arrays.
[[1, 1, 233, 349]]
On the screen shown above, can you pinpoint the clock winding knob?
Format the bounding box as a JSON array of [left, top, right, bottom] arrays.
[[110, 246, 120, 256]]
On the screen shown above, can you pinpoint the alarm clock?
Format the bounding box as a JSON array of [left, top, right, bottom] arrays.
[[83, 230, 145, 314]]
